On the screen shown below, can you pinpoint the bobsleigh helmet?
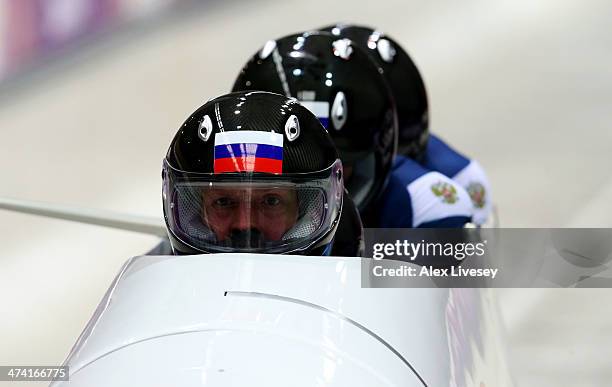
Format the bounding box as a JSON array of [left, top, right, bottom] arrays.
[[322, 23, 429, 161], [232, 31, 397, 214], [163, 91, 344, 256]]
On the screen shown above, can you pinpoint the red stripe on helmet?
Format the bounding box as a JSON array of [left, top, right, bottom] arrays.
[[214, 156, 282, 174]]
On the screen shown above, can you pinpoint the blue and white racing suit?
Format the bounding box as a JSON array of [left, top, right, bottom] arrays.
[[422, 134, 493, 226], [377, 155, 473, 228]]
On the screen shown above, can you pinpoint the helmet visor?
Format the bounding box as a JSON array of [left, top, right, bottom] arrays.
[[343, 153, 376, 210], [163, 160, 343, 254]]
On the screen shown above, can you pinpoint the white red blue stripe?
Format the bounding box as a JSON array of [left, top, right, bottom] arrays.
[[213, 130, 283, 174]]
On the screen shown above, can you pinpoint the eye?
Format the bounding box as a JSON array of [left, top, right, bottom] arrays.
[[213, 197, 236, 208], [262, 195, 281, 207]]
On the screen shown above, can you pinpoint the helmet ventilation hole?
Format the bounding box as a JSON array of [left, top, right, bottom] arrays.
[[198, 115, 213, 142], [377, 39, 396, 63], [285, 115, 300, 141], [331, 91, 348, 130], [332, 39, 353, 60]]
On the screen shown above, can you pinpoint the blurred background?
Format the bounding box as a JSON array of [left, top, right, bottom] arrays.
[[1, 0, 611, 385]]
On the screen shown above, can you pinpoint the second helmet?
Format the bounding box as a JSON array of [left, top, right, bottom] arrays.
[[322, 23, 429, 161], [232, 31, 397, 213]]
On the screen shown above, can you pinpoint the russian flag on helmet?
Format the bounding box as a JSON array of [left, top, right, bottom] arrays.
[[213, 130, 284, 174]]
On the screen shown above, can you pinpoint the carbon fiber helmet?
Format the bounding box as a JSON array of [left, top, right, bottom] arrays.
[[163, 91, 344, 256], [232, 31, 397, 214], [322, 23, 429, 161]]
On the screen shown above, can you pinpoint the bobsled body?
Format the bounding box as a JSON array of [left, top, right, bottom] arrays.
[[52, 254, 512, 387]]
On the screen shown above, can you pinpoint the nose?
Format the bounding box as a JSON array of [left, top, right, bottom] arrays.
[[233, 202, 256, 230]]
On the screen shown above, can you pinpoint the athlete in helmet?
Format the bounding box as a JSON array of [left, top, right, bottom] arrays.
[[232, 31, 472, 228], [162, 91, 360, 256], [323, 23, 493, 226]]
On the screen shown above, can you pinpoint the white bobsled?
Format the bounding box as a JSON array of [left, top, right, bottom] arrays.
[[51, 253, 512, 387]]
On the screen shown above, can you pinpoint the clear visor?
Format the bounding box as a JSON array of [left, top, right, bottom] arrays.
[[163, 160, 343, 254]]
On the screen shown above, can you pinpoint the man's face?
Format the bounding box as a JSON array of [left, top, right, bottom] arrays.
[[201, 187, 299, 243]]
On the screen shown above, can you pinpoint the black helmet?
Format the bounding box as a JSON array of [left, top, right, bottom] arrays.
[[163, 91, 344, 256], [322, 24, 429, 161], [331, 190, 365, 257], [232, 31, 397, 214]]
